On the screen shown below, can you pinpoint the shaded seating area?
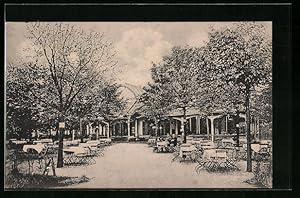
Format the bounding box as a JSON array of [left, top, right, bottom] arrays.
[[153, 141, 169, 153], [11, 143, 58, 176], [195, 148, 239, 173], [62, 139, 109, 166], [63, 146, 96, 166]]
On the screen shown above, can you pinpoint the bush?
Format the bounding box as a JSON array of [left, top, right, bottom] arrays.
[[253, 159, 272, 188], [5, 172, 90, 189]]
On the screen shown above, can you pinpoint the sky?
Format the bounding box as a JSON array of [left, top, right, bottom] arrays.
[[5, 22, 272, 88]]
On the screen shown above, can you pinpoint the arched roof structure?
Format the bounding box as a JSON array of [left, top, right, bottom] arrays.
[[119, 83, 144, 115]]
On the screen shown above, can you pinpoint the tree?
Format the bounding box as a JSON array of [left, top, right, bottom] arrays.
[[139, 80, 173, 138], [252, 83, 272, 124], [6, 62, 42, 140], [93, 82, 126, 121], [26, 22, 118, 167], [144, 46, 207, 142], [205, 22, 272, 172]]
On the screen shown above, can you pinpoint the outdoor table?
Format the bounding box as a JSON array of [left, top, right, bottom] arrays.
[[63, 146, 88, 155], [148, 138, 156, 147], [195, 148, 238, 172], [179, 145, 197, 162], [12, 140, 28, 145], [86, 140, 100, 145], [259, 140, 272, 145], [250, 143, 271, 161], [201, 145, 215, 150], [181, 143, 192, 147], [63, 146, 93, 165], [69, 140, 80, 146], [23, 143, 46, 154], [190, 140, 202, 145], [63, 141, 73, 147], [99, 138, 112, 144], [148, 138, 156, 143], [200, 141, 215, 148], [156, 141, 169, 152], [251, 143, 268, 153], [239, 138, 247, 144], [80, 142, 98, 148], [39, 139, 53, 144], [222, 139, 235, 147]]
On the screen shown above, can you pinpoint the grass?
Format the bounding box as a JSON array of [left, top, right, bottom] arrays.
[[5, 172, 90, 190]]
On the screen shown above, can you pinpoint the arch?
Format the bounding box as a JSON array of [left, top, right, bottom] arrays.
[[119, 83, 143, 98], [118, 83, 144, 114]]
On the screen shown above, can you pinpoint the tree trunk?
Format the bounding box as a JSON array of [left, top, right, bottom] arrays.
[[57, 113, 65, 168], [246, 89, 252, 172], [236, 110, 240, 147], [155, 117, 158, 139], [183, 106, 187, 143], [80, 118, 83, 143]]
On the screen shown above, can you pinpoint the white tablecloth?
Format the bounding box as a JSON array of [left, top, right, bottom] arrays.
[[190, 140, 202, 145], [251, 144, 268, 153], [148, 138, 156, 143], [80, 142, 98, 148], [222, 138, 235, 147], [180, 145, 196, 157], [202, 149, 227, 160], [86, 140, 100, 145], [23, 144, 45, 153], [11, 140, 27, 145], [63, 146, 88, 155], [99, 138, 112, 143], [157, 141, 169, 146]]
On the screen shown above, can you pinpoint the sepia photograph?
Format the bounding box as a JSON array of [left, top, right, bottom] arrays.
[[5, 20, 273, 189]]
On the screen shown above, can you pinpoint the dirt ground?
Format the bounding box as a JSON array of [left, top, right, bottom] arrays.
[[55, 143, 258, 189]]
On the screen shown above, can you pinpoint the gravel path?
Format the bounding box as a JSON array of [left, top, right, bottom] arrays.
[[56, 143, 256, 188]]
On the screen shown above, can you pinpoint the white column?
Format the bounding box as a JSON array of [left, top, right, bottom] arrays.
[[139, 120, 144, 136], [257, 118, 260, 140], [199, 117, 201, 134], [196, 116, 200, 134], [189, 118, 192, 133], [180, 119, 184, 137], [96, 126, 99, 140], [206, 118, 209, 135], [89, 125, 93, 140], [86, 125, 89, 136], [127, 119, 131, 139], [210, 117, 215, 142], [72, 129, 75, 141], [175, 120, 178, 136], [225, 115, 228, 134], [107, 123, 110, 138], [99, 124, 102, 137], [135, 119, 138, 137]]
